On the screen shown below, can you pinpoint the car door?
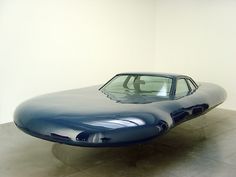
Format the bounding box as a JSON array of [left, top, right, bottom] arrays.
[[171, 78, 192, 124], [172, 77, 209, 125]]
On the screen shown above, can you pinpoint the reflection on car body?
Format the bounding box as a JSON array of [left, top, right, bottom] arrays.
[[14, 72, 226, 147]]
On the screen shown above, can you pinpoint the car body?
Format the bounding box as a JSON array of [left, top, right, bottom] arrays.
[[14, 72, 226, 147]]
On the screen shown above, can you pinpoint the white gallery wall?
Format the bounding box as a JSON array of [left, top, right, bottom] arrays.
[[0, 0, 235, 124], [0, 0, 156, 123], [155, 0, 236, 110]]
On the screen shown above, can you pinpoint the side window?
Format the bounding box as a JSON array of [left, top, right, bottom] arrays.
[[187, 79, 196, 91], [175, 79, 190, 97]]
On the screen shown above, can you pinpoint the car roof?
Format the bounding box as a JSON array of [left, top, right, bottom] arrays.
[[116, 72, 188, 79]]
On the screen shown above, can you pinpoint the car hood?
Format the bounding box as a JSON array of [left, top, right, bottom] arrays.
[[15, 85, 172, 118]]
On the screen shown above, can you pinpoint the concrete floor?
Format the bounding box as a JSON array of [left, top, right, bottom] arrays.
[[1, 108, 236, 177]]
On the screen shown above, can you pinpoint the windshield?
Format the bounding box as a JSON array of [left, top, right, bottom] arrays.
[[102, 75, 173, 97]]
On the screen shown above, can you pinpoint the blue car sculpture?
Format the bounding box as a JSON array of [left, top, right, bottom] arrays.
[[14, 73, 226, 147]]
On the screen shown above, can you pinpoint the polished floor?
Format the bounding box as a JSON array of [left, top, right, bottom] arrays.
[[1, 108, 236, 177]]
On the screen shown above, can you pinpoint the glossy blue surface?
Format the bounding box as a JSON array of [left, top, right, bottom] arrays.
[[14, 73, 226, 147]]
